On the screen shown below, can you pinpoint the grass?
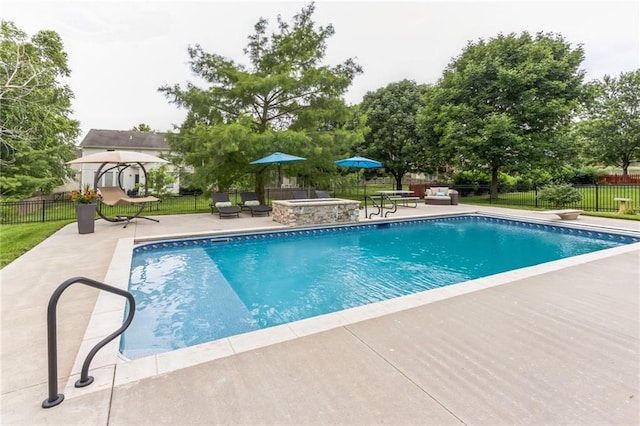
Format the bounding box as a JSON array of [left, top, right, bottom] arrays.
[[0, 220, 73, 268], [459, 200, 640, 221], [461, 185, 640, 213]]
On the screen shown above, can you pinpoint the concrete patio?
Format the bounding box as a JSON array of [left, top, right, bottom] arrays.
[[1, 203, 639, 425]]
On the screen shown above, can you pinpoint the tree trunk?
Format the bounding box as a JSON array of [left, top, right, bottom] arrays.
[[622, 159, 630, 176], [395, 174, 403, 190], [490, 166, 499, 201]]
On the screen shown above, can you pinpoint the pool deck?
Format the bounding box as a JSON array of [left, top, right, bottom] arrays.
[[1, 203, 639, 425]]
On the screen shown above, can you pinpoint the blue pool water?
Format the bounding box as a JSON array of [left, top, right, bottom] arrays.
[[121, 215, 637, 359]]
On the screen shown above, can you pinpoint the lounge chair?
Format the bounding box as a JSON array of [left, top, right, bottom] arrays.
[[315, 189, 331, 198], [211, 192, 242, 218], [97, 186, 160, 228], [239, 192, 272, 217], [292, 190, 308, 199]]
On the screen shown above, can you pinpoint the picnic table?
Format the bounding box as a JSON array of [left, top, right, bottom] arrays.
[[377, 190, 420, 208]]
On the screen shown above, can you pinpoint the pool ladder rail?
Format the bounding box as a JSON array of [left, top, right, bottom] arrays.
[[42, 276, 135, 409], [365, 193, 398, 219]]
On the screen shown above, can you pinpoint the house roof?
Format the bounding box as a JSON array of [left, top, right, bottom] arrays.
[[79, 129, 170, 151]]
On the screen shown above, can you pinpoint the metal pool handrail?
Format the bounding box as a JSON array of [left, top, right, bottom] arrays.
[[365, 193, 398, 218], [42, 276, 135, 409]]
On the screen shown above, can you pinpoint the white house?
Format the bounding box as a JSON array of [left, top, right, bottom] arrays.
[[74, 129, 179, 194]]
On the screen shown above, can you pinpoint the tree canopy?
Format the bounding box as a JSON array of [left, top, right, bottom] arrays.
[[159, 3, 362, 201], [0, 20, 79, 199], [357, 80, 427, 190], [417, 31, 585, 198], [579, 70, 640, 175], [132, 123, 153, 132]]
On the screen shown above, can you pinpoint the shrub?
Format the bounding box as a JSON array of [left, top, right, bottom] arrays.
[[538, 184, 583, 208]]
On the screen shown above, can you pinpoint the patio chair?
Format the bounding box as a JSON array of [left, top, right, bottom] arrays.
[[211, 192, 242, 219], [97, 186, 160, 228], [239, 192, 272, 217], [315, 189, 331, 198], [291, 190, 308, 199]]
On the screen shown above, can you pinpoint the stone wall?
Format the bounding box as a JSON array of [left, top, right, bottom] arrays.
[[272, 199, 359, 226]]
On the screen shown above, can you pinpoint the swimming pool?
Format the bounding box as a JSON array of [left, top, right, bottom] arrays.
[[120, 214, 638, 359]]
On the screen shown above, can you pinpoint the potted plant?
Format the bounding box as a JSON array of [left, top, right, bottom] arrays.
[[70, 185, 100, 234], [538, 184, 583, 209]]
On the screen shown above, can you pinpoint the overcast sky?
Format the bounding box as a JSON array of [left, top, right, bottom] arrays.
[[4, 0, 639, 142]]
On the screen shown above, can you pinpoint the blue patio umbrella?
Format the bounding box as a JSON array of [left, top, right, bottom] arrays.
[[250, 151, 306, 188], [334, 156, 382, 169], [335, 156, 383, 199]]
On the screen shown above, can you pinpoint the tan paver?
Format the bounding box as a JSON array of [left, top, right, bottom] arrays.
[[1, 204, 639, 424]]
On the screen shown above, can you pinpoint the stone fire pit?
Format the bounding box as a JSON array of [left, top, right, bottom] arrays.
[[272, 198, 360, 226]]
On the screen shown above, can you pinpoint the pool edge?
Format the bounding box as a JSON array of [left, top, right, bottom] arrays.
[[62, 212, 640, 398]]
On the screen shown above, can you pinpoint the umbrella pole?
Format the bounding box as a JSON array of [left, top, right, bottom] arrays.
[[362, 173, 367, 207], [278, 164, 282, 189], [363, 175, 367, 217]]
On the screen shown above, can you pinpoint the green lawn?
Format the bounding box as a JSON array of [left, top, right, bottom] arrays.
[[462, 185, 640, 213], [0, 220, 73, 268]]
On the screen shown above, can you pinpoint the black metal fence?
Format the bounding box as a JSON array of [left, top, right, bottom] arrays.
[[0, 193, 212, 225], [448, 183, 639, 212], [1, 184, 637, 225]]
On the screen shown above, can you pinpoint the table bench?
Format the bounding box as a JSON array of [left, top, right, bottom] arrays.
[[542, 209, 583, 220], [388, 196, 421, 208]]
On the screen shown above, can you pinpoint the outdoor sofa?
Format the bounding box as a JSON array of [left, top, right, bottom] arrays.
[[424, 187, 459, 205]]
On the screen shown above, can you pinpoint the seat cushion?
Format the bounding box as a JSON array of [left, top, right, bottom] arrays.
[[427, 187, 450, 196]]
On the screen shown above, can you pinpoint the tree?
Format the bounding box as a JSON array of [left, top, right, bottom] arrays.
[[132, 123, 153, 132], [0, 20, 80, 199], [357, 80, 427, 189], [146, 164, 176, 196], [579, 70, 640, 175], [159, 4, 362, 202], [417, 32, 585, 199]]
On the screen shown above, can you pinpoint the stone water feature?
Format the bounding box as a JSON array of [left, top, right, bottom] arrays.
[[272, 198, 360, 226]]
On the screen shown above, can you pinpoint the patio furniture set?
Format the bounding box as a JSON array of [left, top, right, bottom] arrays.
[[210, 189, 333, 219]]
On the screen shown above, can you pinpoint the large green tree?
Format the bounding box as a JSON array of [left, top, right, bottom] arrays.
[[160, 4, 362, 202], [0, 20, 79, 199], [417, 32, 585, 199], [357, 80, 427, 190], [579, 70, 640, 175]]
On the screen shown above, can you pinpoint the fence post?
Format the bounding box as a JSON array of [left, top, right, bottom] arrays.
[[534, 185, 538, 208], [42, 199, 46, 223]]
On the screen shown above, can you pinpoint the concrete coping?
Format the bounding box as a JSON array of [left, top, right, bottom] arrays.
[[272, 198, 360, 207]]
